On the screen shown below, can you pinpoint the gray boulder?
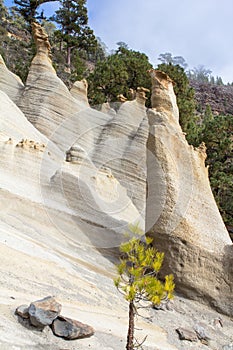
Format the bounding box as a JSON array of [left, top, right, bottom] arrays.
[[51, 315, 94, 340], [15, 305, 29, 319], [28, 296, 62, 328]]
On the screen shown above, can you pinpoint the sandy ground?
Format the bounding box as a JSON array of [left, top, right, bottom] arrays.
[[0, 189, 177, 350]]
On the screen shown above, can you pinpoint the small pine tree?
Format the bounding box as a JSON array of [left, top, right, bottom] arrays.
[[216, 76, 224, 86], [203, 104, 213, 124], [158, 52, 188, 69], [52, 0, 98, 70], [114, 224, 175, 350]]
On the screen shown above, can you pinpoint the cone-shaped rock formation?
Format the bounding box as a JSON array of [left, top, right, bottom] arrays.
[[146, 69, 233, 316]]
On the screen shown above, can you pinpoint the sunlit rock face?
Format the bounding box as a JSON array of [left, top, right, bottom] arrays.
[[146, 69, 233, 316], [70, 79, 89, 106], [1, 21, 148, 220], [0, 63, 144, 249], [0, 50, 148, 348], [149, 69, 179, 121], [0, 54, 24, 103], [0, 22, 147, 250], [92, 87, 149, 219], [0, 23, 232, 350], [16, 22, 86, 152]]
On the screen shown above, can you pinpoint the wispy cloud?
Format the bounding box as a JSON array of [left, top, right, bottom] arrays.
[[87, 0, 233, 83]]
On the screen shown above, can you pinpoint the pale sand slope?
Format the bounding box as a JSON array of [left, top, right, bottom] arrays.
[[1, 193, 232, 350], [0, 192, 176, 350], [0, 88, 175, 349]]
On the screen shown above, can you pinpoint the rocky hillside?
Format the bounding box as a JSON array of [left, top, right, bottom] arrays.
[[190, 80, 233, 115]]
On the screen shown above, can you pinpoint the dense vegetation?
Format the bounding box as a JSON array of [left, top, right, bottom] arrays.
[[199, 109, 233, 228], [0, 0, 232, 233], [87, 43, 152, 106], [0, 0, 105, 84]]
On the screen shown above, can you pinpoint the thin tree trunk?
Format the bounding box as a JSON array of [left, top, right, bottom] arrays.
[[66, 46, 71, 73], [126, 301, 135, 350]]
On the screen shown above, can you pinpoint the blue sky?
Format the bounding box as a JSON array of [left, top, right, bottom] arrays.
[[4, 0, 233, 83]]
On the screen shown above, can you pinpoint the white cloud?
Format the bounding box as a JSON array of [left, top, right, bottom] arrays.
[[87, 0, 233, 82]]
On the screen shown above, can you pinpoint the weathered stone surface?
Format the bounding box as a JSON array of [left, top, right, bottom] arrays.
[[70, 79, 89, 106], [15, 23, 115, 161], [194, 323, 211, 341], [176, 327, 198, 342], [0, 89, 143, 251], [65, 144, 86, 163], [0, 54, 24, 103], [146, 69, 233, 316], [51, 315, 94, 340], [17, 23, 85, 152], [148, 69, 179, 121], [16, 138, 46, 152], [15, 305, 29, 319], [100, 102, 116, 116], [223, 344, 233, 350], [0, 22, 233, 350], [28, 296, 62, 327], [117, 93, 127, 102], [92, 90, 149, 219], [0, 25, 147, 229], [31, 22, 52, 58], [48, 161, 144, 248], [212, 317, 223, 328], [0, 90, 49, 143]]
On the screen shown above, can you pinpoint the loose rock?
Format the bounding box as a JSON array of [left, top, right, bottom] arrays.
[[176, 327, 198, 342], [28, 296, 62, 328], [15, 305, 29, 319], [51, 315, 94, 340], [194, 323, 211, 341]]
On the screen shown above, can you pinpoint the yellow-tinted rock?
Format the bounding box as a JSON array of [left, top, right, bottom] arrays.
[[146, 69, 233, 316]]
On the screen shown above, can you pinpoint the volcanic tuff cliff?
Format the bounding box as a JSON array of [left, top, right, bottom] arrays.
[[0, 23, 232, 349], [146, 70, 233, 316]]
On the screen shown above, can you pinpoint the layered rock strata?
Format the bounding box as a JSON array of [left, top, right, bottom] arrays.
[[0, 21, 232, 331], [92, 87, 149, 217], [146, 69, 233, 316], [17, 22, 86, 152], [0, 49, 150, 348], [70, 79, 89, 106], [2, 22, 148, 219], [0, 54, 24, 103]]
